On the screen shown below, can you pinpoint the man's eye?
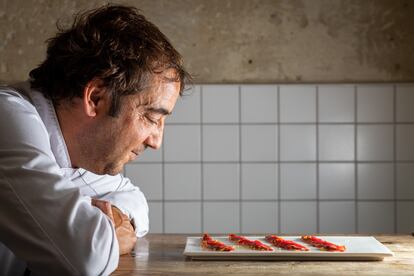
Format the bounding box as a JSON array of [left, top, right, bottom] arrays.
[[145, 115, 158, 125]]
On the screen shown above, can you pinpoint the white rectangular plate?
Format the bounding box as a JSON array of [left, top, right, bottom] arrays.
[[183, 236, 394, 261]]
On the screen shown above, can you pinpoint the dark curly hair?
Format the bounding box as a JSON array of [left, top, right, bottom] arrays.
[[29, 4, 191, 116]]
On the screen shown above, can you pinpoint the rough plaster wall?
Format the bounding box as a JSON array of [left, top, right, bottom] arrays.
[[0, 0, 413, 83]]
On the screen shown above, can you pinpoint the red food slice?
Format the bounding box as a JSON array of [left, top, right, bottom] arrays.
[[301, 235, 346, 252], [201, 233, 234, 251], [228, 234, 273, 251], [265, 235, 309, 251]]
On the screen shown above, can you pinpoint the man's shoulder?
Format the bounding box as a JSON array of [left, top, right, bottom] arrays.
[[0, 81, 33, 103], [0, 82, 55, 165], [0, 82, 45, 134], [0, 82, 37, 113]]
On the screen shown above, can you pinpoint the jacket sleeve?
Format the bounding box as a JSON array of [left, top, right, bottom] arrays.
[[0, 90, 119, 275], [74, 171, 149, 238]]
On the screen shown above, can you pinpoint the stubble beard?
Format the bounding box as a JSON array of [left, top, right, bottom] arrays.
[[102, 161, 123, 176], [78, 141, 124, 175], [77, 121, 125, 175]]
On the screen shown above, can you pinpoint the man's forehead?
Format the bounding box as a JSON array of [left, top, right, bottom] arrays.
[[132, 82, 180, 113], [133, 89, 167, 106]]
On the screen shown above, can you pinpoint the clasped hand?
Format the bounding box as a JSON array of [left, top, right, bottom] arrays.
[[92, 199, 137, 255]]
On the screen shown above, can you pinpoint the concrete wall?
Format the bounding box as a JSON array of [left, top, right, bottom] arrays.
[[0, 0, 413, 83]]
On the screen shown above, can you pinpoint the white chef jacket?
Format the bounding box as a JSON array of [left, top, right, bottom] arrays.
[[0, 82, 149, 275]]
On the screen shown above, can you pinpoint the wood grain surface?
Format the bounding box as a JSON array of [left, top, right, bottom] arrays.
[[113, 234, 414, 275]]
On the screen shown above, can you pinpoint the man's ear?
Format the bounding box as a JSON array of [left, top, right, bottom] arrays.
[[83, 79, 108, 117]]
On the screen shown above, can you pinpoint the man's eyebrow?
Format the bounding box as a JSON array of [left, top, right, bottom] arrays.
[[146, 107, 171, 115]]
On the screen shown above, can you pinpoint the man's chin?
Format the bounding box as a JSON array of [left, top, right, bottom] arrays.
[[89, 162, 124, 176], [103, 165, 124, 176]]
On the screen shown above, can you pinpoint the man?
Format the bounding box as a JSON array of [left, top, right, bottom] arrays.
[[0, 4, 190, 275]]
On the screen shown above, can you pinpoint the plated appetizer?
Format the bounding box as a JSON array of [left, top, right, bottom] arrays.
[[265, 235, 309, 251], [201, 233, 235, 251], [199, 234, 346, 253], [301, 235, 346, 252], [228, 234, 273, 251]]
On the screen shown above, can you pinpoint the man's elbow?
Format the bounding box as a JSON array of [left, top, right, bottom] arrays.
[[29, 237, 119, 276], [76, 241, 119, 275], [71, 220, 120, 275]]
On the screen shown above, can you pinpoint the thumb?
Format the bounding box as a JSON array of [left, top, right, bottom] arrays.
[[92, 199, 115, 223]]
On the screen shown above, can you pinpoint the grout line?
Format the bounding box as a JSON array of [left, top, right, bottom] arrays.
[[316, 85, 320, 233], [277, 85, 281, 234], [200, 85, 204, 233], [146, 199, 409, 203], [393, 84, 397, 233], [354, 84, 358, 233], [185, 82, 414, 86], [164, 122, 414, 126], [133, 160, 414, 164], [238, 85, 242, 233]]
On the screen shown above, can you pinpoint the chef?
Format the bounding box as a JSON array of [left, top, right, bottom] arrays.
[[0, 4, 190, 275]]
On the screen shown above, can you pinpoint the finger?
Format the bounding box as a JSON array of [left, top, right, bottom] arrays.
[[104, 201, 115, 223], [91, 198, 99, 207], [111, 206, 124, 227], [91, 198, 106, 209], [92, 199, 106, 212], [92, 199, 109, 213], [92, 199, 115, 223]]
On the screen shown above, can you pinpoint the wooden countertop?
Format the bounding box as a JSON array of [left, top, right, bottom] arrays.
[[113, 234, 414, 275]]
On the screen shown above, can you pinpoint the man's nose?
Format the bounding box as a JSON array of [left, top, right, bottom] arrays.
[[145, 126, 163, 150]]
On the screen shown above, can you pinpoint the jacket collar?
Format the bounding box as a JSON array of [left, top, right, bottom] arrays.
[[20, 81, 73, 169]]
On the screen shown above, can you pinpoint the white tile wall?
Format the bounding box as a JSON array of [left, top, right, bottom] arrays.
[[318, 85, 354, 123], [357, 125, 394, 161], [125, 84, 414, 235], [280, 125, 316, 161], [397, 201, 414, 233], [133, 147, 162, 162], [396, 125, 414, 160], [319, 125, 354, 161], [165, 202, 201, 233], [125, 163, 162, 200], [167, 85, 201, 123], [357, 164, 394, 200], [280, 164, 317, 200], [280, 201, 317, 234], [203, 125, 239, 161], [319, 201, 355, 234], [319, 163, 355, 199], [204, 202, 240, 233], [241, 125, 277, 161], [241, 202, 278, 233], [148, 202, 163, 233], [357, 85, 393, 122], [396, 85, 414, 122], [203, 164, 239, 200], [396, 164, 414, 199], [241, 85, 278, 123], [202, 85, 239, 123], [241, 163, 278, 200], [358, 201, 394, 234], [280, 85, 316, 122], [164, 164, 201, 200], [163, 125, 201, 161]]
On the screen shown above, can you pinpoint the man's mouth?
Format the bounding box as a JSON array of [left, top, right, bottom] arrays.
[[131, 146, 147, 159]]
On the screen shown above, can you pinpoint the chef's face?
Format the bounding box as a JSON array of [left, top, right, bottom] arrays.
[[86, 70, 180, 175]]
